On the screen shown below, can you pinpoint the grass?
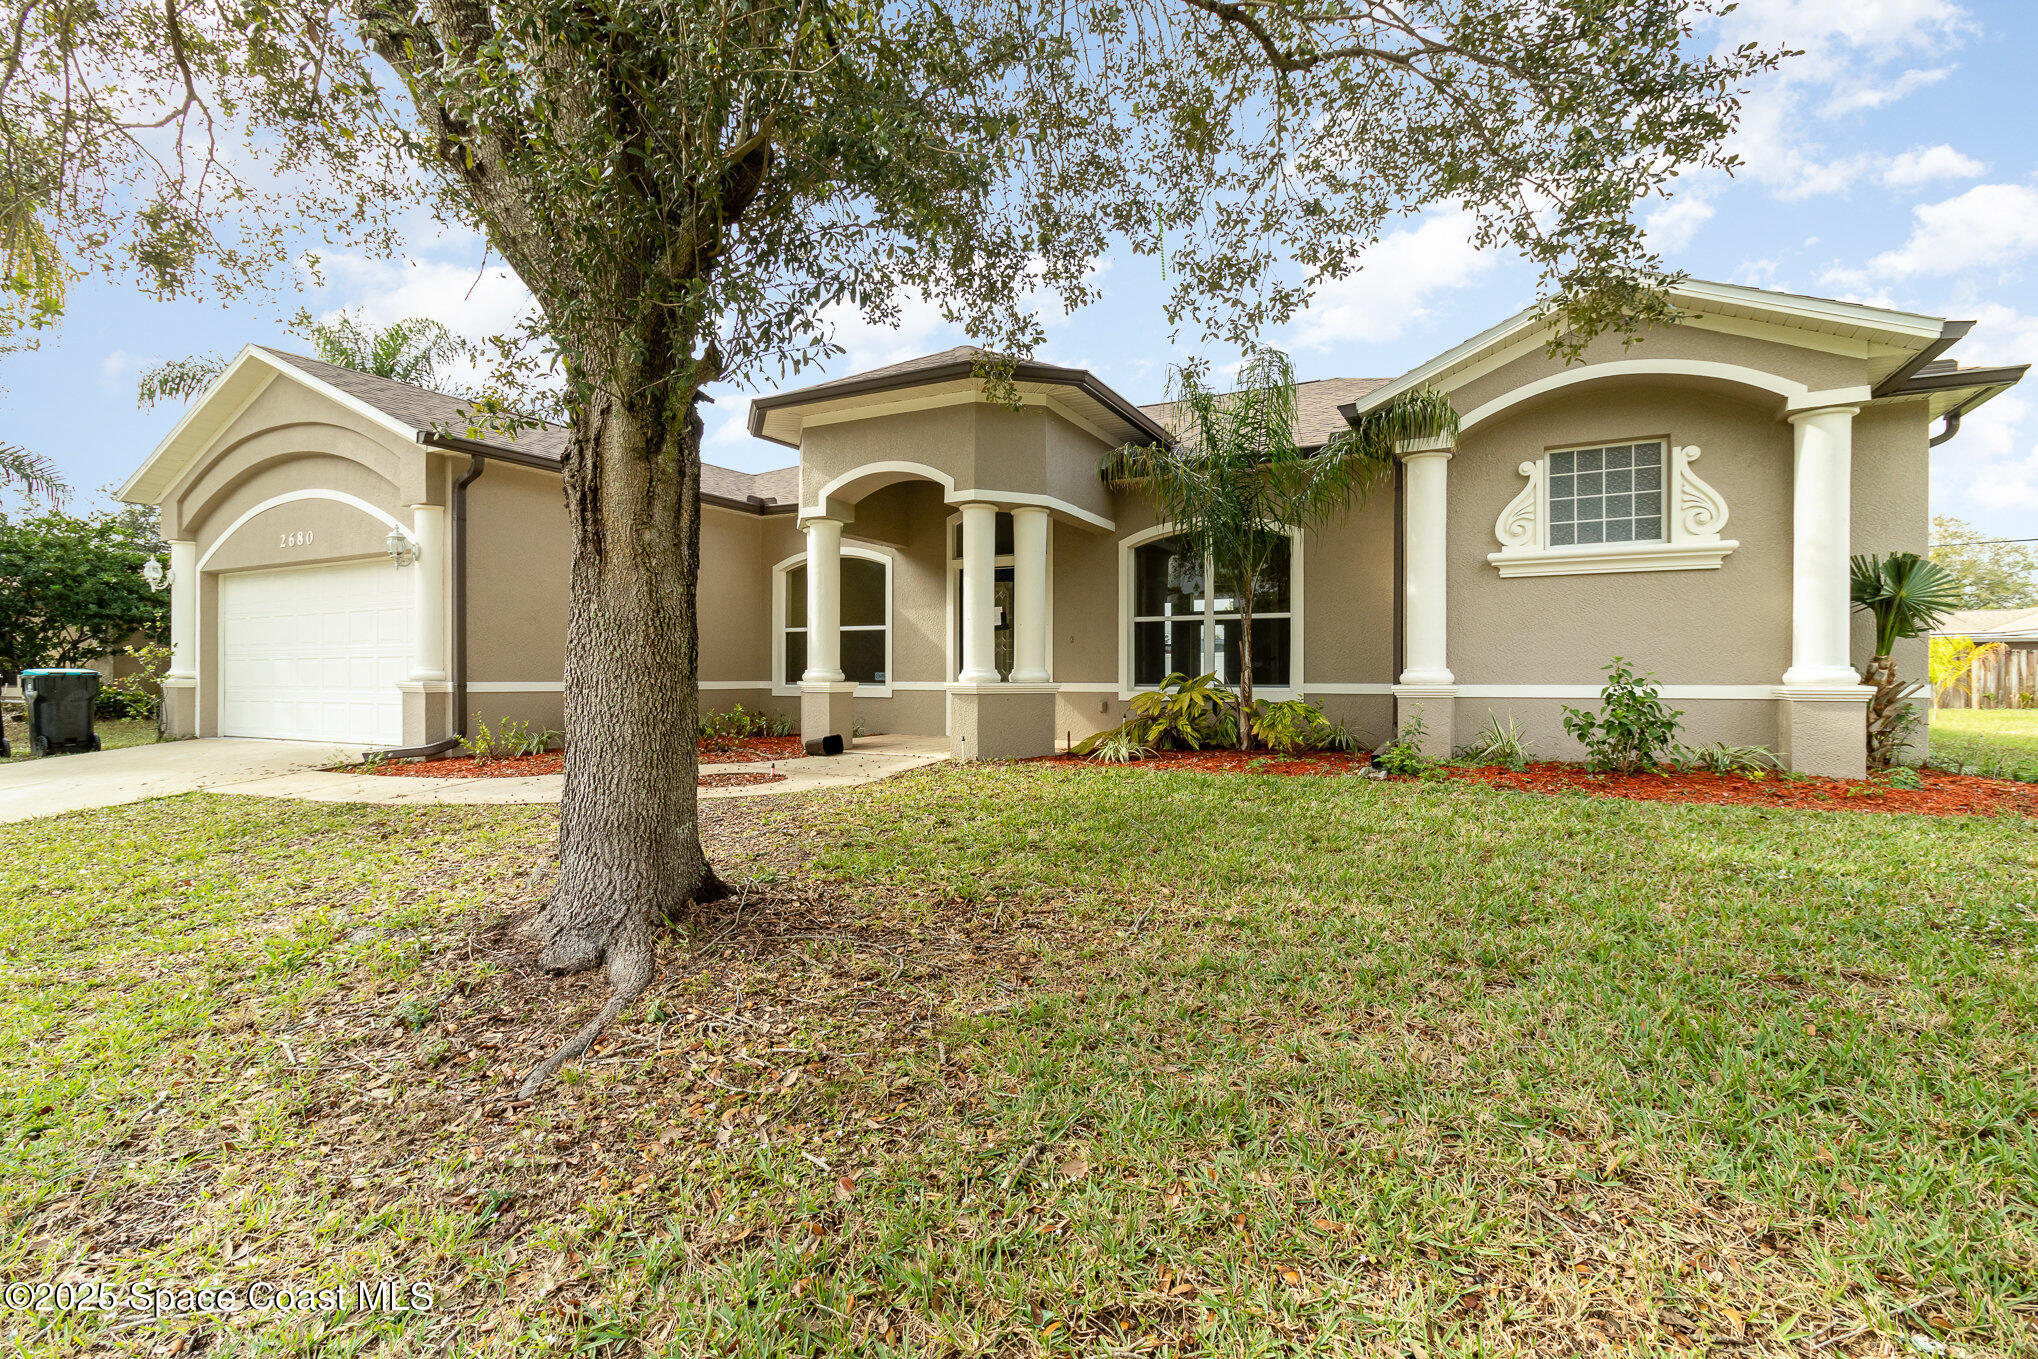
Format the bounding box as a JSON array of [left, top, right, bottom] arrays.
[[2, 770, 2035, 1356], [1932, 706, 2038, 769], [0, 715, 158, 762]]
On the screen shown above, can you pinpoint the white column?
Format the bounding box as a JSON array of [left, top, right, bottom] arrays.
[[1010, 507, 1050, 684], [1782, 405, 1860, 687], [166, 539, 198, 680], [958, 502, 1000, 684], [801, 517, 845, 683], [407, 504, 448, 681], [1398, 441, 1455, 686]]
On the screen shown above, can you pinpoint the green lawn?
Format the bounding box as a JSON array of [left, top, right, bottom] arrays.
[[1932, 707, 2038, 769], [2, 771, 2034, 1356], [0, 715, 158, 762]]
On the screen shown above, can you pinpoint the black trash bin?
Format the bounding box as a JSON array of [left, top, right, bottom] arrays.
[[21, 668, 103, 757]]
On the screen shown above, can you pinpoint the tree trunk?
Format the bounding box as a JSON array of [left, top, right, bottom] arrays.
[[1860, 652, 1911, 771], [1237, 581, 1255, 751], [516, 355, 726, 1097]]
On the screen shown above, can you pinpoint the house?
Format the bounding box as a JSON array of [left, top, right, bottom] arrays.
[[1931, 606, 2038, 709], [119, 281, 2026, 778]]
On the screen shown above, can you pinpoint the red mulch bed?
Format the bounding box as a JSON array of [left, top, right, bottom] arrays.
[[700, 735, 806, 764], [1031, 748, 2038, 818], [699, 770, 788, 789]]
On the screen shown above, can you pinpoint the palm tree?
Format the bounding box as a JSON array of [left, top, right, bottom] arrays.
[[1105, 347, 1457, 747], [1850, 551, 1964, 769], [0, 441, 69, 505], [138, 310, 471, 408]]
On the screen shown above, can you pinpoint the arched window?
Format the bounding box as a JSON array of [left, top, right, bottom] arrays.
[[778, 550, 891, 690], [1128, 530, 1293, 689]]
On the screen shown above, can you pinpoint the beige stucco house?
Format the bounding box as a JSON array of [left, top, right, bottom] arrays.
[[119, 281, 2025, 778]]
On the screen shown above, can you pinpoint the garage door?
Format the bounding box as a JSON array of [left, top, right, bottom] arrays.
[[218, 560, 414, 745]]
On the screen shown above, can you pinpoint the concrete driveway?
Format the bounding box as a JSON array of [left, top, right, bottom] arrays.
[[0, 738, 356, 825]]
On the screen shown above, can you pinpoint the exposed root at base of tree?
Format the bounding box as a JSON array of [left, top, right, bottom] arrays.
[[515, 870, 732, 1100]]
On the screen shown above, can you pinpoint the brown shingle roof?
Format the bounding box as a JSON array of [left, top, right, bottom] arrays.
[[1137, 376, 1389, 449], [259, 348, 799, 506]]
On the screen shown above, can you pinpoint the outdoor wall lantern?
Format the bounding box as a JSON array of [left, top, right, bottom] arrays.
[[385, 526, 421, 568], [141, 557, 173, 591]]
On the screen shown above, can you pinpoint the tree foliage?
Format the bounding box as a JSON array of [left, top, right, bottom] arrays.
[[0, 510, 168, 673], [138, 311, 473, 407], [1930, 515, 2038, 610]]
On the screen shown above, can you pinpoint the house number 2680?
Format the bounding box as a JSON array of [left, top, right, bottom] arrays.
[[279, 530, 314, 548]]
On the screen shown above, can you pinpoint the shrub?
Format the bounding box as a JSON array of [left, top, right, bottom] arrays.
[[1248, 698, 1333, 753], [1673, 742, 1780, 776], [1562, 658, 1683, 773], [1456, 712, 1531, 770], [1372, 714, 1435, 777], [1073, 672, 1238, 756]]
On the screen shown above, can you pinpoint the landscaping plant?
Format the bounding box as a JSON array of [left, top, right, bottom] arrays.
[[1562, 659, 1683, 773], [1852, 552, 1964, 769], [1105, 350, 1449, 747]]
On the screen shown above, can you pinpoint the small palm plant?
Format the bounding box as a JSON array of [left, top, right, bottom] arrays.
[[1850, 552, 1963, 769], [1105, 347, 1455, 747]]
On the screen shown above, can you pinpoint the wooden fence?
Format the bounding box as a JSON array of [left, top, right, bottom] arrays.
[[1937, 643, 2038, 709]]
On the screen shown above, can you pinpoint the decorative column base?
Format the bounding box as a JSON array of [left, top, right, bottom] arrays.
[[948, 683, 1058, 760], [397, 680, 454, 750], [160, 677, 198, 740], [1391, 684, 1458, 759], [1774, 684, 1872, 779], [800, 681, 858, 751]]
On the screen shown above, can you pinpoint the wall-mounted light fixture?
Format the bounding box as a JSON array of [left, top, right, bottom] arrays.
[[386, 526, 421, 568]]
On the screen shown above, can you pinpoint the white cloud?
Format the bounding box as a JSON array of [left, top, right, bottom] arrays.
[[1288, 210, 1500, 351], [1861, 184, 2038, 279], [1645, 193, 1716, 255], [1880, 144, 1986, 188]]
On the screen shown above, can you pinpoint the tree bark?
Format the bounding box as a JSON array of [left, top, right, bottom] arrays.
[[516, 350, 727, 1097]]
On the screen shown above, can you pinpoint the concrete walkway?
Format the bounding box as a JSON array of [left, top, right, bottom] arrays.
[[0, 737, 357, 824], [213, 732, 951, 808]]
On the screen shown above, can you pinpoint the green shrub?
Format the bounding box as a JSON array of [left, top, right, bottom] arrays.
[[1456, 712, 1531, 770], [1673, 741, 1780, 776], [1561, 658, 1683, 773], [1248, 697, 1333, 753], [1372, 714, 1435, 778], [1072, 672, 1238, 756]]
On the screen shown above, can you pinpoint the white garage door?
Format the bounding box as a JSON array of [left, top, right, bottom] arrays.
[[218, 560, 414, 745]]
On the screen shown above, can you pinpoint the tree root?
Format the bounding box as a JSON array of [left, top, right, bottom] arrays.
[[516, 913, 657, 1100]]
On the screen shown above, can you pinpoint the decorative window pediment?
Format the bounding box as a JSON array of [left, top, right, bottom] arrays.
[[1489, 441, 1737, 577]]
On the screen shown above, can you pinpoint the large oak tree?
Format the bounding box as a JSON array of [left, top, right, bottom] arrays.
[[3, 0, 1783, 1092]]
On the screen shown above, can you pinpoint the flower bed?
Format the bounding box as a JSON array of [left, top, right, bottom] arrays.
[[700, 735, 805, 764], [1032, 748, 2038, 817]]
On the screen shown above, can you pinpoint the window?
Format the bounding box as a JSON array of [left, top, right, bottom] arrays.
[[1130, 531, 1292, 688], [1547, 441, 1665, 547], [781, 554, 889, 688], [1489, 437, 1734, 578]]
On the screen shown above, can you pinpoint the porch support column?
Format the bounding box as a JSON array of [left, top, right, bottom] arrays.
[[800, 515, 855, 748], [1392, 436, 1457, 757], [1776, 403, 1871, 777], [1010, 506, 1051, 684], [408, 504, 448, 681], [958, 502, 1000, 684], [162, 538, 198, 739]]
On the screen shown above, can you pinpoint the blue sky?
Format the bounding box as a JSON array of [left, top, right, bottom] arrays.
[[7, 0, 2037, 543]]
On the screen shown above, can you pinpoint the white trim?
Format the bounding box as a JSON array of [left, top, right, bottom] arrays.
[[1115, 521, 1304, 701], [771, 540, 895, 698], [195, 490, 406, 570], [1457, 684, 1780, 700]]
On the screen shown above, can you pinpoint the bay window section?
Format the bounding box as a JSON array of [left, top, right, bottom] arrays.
[[783, 554, 889, 688], [1130, 531, 1293, 689]]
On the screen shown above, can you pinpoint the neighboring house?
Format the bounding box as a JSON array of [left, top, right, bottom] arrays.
[[1932, 606, 2038, 709], [119, 281, 2027, 777]]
